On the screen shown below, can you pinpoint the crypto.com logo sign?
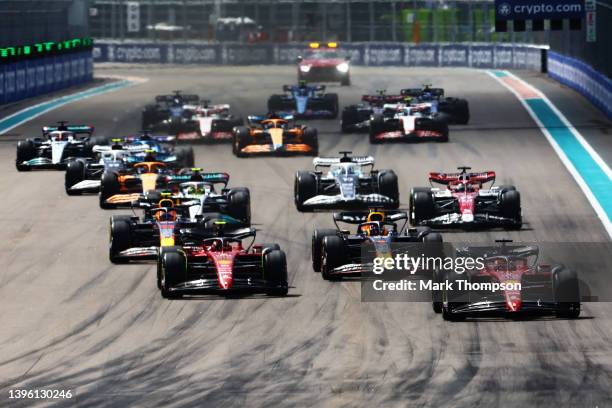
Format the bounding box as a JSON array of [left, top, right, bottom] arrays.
[[495, 0, 585, 20]]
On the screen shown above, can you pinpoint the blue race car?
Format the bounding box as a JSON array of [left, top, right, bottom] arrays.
[[141, 90, 201, 134], [267, 82, 339, 119], [122, 132, 194, 167]]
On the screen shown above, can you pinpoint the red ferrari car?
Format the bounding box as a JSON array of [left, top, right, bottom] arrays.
[[157, 226, 289, 298], [297, 42, 351, 86]]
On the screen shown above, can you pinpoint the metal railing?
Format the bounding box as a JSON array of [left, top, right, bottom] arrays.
[[88, 0, 544, 44]]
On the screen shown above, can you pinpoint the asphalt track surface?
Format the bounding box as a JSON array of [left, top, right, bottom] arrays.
[[1, 65, 612, 407]]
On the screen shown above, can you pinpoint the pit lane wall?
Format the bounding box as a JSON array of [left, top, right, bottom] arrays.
[[547, 52, 612, 120], [0, 51, 93, 105], [92, 41, 544, 70]]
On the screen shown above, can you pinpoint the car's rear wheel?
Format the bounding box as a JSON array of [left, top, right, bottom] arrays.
[[100, 172, 120, 209], [65, 160, 86, 195], [233, 126, 251, 157], [264, 249, 289, 296], [323, 93, 339, 118], [294, 171, 317, 212], [227, 187, 251, 225], [501, 190, 522, 229], [369, 114, 385, 144], [378, 170, 399, 208], [553, 267, 581, 319], [410, 189, 435, 226], [302, 127, 319, 156]]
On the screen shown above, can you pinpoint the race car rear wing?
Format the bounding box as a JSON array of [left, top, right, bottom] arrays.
[[313, 152, 375, 169], [361, 94, 404, 104], [156, 94, 199, 103], [42, 125, 94, 136], [92, 145, 148, 154], [401, 88, 444, 97], [168, 171, 231, 188], [283, 84, 325, 92], [429, 170, 496, 186], [333, 211, 407, 224], [247, 114, 294, 125]]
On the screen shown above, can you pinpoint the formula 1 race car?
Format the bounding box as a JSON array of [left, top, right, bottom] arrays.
[[157, 226, 289, 298], [121, 133, 195, 168], [141, 90, 200, 134], [99, 159, 178, 209], [15, 122, 102, 171], [297, 42, 351, 86], [433, 240, 580, 320], [294, 152, 399, 211], [369, 102, 449, 143], [341, 90, 406, 133], [409, 167, 522, 229], [267, 82, 339, 119], [109, 188, 249, 263], [65, 140, 147, 195], [232, 115, 318, 157], [401, 85, 470, 125], [313, 210, 442, 280], [176, 101, 244, 143]]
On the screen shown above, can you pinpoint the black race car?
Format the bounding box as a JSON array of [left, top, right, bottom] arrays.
[[340, 91, 406, 133], [313, 210, 442, 280], [141, 90, 200, 134]]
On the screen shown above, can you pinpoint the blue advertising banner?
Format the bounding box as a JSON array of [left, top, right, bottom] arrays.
[[5, 68, 16, 102], [225, 44, 273, 65], [45, 59, 54, 93], [0, 65, 5, 104], [494, 45, 514, 69], [470, 45, 494, 68], [113, 44, 166, 63], [440, 45, 469, 67], [172, 44, 221, 64], [367, 44, 404, 66], [405, 45, 438, 67], [15, 62, 26, 100], [54, 57, 63, 91], [495, 0, 585, 20], [26, 61, 37, 97]]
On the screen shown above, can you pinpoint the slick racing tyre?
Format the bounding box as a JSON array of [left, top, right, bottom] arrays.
[[341, 106, 360, 133], [442, 270, 468, 321], [323, 93, 339, 118], [227, 187, 251, 225], [100, 171, 120, 209], [302, 127, 319, 156], [553, 266, 581, 319], [65, 160, 86, 195], [176, 146, 195, 167], [160, 246, 186, 299], [16, 140, 36, 171], [232, 126, 251, 157], [369, 113, 385, 144], [109, 215, 131, 264], [377, 170, 400, 208], [264, 249, 289, 296], [439, 98, 470, 125], [410, 188, 434, 226], [500, 190, 522, 230], [294, 171, 317, 212], [312, 229, 338, 272], [321, 235, 347, 281]]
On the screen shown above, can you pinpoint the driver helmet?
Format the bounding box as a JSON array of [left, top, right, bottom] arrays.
[[298, 80, 307, 88]]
